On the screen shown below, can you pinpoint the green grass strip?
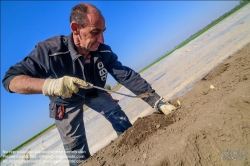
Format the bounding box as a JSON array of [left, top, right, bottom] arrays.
[[0, 123, 56, 161]]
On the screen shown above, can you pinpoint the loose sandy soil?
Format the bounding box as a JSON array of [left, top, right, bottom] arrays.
[[82, 43, 250, 166]]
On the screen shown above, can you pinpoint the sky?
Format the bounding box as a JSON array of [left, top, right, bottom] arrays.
[[0, 1, 240, 156]]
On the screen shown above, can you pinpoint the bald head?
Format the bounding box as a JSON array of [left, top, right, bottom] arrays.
[[70, 3, 103, 28], [70, 3, 106, 54]]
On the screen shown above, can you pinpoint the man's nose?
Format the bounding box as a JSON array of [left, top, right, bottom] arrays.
[[97, 33, 104, 44]]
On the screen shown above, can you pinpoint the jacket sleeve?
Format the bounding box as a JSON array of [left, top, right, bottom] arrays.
[[2, 42, 51, 92], [106, 48, 160, 108]]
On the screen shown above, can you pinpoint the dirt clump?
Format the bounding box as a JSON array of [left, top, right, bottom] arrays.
[[81, 43, 250, 166]]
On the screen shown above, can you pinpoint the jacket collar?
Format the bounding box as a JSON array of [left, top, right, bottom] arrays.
[[67, 33, 82, 61]]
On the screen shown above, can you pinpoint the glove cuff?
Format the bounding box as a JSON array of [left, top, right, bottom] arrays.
[[42, 78, 54, 96], [153, 97, 166, 110]]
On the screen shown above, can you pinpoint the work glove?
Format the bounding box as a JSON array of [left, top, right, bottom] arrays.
[[42, 76, 93, 98], [154, 97, 178, 115]]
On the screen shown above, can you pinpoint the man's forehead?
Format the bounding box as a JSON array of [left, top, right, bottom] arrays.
[[85, 13, 105, 30], [86, 11, 104, 24]]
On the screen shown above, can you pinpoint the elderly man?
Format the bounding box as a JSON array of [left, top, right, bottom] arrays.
[[2, 3, 176, 166]]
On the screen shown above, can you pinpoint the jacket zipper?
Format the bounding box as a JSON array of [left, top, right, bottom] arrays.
[[77, 58, 86, 81], [50, 50, 70, 56]]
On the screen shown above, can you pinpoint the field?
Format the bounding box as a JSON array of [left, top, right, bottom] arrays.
[[1, 2, 249, 165], [82, 40, 250, 166]]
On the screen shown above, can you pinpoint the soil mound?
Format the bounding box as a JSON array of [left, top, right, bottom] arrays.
[[82, 43, 250, 166]]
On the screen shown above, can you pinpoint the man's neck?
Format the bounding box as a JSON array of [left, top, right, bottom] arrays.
[[78, 47, 90, 57], [72, 33, 90, 57]]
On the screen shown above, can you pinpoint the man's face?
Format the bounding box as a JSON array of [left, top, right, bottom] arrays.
[[78, 12, 106, 52]]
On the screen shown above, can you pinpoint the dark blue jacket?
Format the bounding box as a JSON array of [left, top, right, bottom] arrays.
[[2, 33, 160, 107]]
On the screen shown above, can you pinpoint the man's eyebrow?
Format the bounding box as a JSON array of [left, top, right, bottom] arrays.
[[91, 27, 106, 32]]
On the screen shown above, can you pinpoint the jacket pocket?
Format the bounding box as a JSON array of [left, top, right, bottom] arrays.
[[49, 101, 56, 118]]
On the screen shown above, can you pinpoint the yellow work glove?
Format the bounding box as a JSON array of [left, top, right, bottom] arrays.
[[42, 76, 93, 98], [154, 97, 177, 115]]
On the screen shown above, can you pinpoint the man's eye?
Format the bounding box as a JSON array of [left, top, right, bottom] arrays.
[[91, 30, 100, 35]]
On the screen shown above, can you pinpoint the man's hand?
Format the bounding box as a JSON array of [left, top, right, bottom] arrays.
[[42, 76, 92, 98], [154, 97, 178, 115]]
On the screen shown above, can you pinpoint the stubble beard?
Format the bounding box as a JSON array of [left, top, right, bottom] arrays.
[[82, 44, 99, 52]]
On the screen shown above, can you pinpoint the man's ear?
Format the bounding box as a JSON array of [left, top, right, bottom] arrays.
[[70, 22, 80, 35]]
